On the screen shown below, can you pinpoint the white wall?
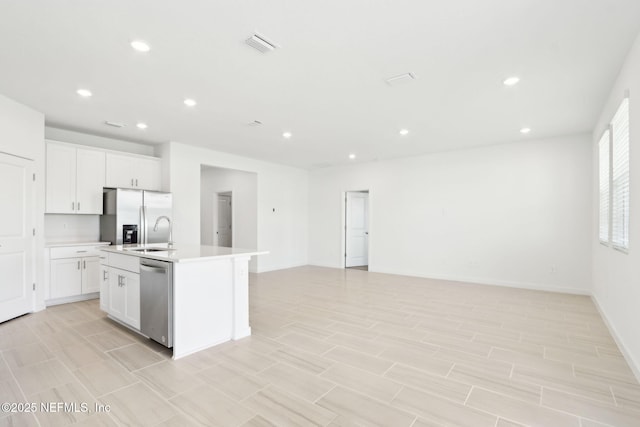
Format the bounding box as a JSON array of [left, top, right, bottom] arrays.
[[0, 94, 46, 310], [592, 32, 640, 378], [166, 142, 308, 273], [200, 166, 258, 271], [309, 135, 592, 294], [44, 215, 100, 243]]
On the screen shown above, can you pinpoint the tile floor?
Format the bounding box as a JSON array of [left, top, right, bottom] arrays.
[[1, 266, 640, 426]]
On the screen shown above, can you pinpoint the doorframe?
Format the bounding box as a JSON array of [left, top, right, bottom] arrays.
[[342, 190, 370, 269], [213, 191, 233, 247]]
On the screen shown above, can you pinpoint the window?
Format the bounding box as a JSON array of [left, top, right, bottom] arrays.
[[600, 97, 630, 251], [598, 129, 610, 244], [611, 98, 630, 250]]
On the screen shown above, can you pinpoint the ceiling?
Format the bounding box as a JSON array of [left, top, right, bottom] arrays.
[[1, 0, 639, 169]]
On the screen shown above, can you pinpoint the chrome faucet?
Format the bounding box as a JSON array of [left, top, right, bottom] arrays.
[[153, 216, 173, 247]]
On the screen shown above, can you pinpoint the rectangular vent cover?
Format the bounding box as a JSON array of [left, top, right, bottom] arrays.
[[246, 33, 277, 53], [104, 121, 125, 128], [385, 73, 416, 86]]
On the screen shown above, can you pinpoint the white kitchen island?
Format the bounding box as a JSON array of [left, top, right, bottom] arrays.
[[100, 244, 267, 359]]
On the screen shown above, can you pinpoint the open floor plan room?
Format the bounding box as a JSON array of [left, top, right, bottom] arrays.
[[1, 267, 639, 426], [2, 1, 640, 426]]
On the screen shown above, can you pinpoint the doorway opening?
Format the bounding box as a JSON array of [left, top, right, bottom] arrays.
[[344, 190, 369, 271], [199, 164, 258, 271], [215, 192, 232, 247]]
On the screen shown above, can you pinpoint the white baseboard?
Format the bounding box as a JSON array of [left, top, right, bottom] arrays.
[[591, 295, 640, 383], [367, 267, 591, 295], [303, 262, 589, 295], [256, 261, 308, 274], [45, 293, 99, 306]]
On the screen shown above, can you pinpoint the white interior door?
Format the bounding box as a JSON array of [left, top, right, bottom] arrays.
[[216, 195, 232, 247], [345, 192, 369, 267], [0, 153, 33, 323]]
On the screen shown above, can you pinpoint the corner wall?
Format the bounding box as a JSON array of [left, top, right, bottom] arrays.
[[166, 142, 308, 273], [592, 32, 640, 378], [309, 134, 592, 294]]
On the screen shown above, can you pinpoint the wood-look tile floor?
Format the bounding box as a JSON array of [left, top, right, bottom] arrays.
[[1, 265, 640, 426]]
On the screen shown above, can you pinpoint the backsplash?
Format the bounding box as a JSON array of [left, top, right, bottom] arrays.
[[45, 214, 100, 243]]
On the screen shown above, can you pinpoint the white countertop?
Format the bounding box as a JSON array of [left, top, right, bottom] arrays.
[[100, 244, 268, 263], [46, 241, 111, 248]]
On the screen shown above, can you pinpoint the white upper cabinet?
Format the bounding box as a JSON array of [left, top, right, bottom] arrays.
[[76, 149, 106, 213], [105, 153, 161, 191], [46, 141, 105, 214], [46, 143, 76, 214]]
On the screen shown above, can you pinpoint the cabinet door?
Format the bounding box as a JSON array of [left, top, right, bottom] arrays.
[[123, 271, 140, 329], [105, 153, 136, 189], [76, 149, 105, 214], [81, 256, 101, 294], [46, 143, 76, 213], [99, 263, 109, 311], [50, 258, 82, 299], [136, 157, 162, 191], [108, 267, 126, 321]]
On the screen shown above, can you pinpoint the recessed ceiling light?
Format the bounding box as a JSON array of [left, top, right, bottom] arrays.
[[184, 98, 197, 107], [520, 127, 531, 134], [349, 154, 356, 160], [136, 122, 148, 130], [77, 89, 92, 97], [282, 132, 292, 139], [131, 40, 151, 52], [503, 76, 520, 86], [399, 129, 409, 136]]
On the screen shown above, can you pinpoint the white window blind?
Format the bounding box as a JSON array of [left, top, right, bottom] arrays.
[[599, 129, 611, 243], [611, 98, 630, 250]]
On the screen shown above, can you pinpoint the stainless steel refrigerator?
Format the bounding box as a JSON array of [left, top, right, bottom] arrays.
[[100, 188, 172, 245]]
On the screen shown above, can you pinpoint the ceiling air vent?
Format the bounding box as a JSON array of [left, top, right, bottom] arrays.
[[385, 72, 416, 86], [104, 121, 126, 128], [245, 33, 277, 53]]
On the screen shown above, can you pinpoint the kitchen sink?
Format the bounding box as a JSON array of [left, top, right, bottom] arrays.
[[127, 247, 175, 253]]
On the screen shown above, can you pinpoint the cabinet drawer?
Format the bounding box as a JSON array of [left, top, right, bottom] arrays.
[[50, 245, 106, 259], [107, 252, 140, 273]]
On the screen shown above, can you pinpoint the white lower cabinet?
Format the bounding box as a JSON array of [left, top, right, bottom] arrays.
[[102, 253, 140, 330], [50, 258, 83, 299], [82, 257, 101, 294], [99, 262, 109, 312], [47, 244, 109, 302], [108, 267, 140, 329]]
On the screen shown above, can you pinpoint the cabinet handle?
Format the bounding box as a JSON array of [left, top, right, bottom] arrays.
[[72, 202, 75, 211], [77, 260, 80, 270], [83, 260, 86, 269], [131, 178, 134, 187], [78, 202, 81, 211], [135, 178, 138, 187], [103, 270, 108, 280]]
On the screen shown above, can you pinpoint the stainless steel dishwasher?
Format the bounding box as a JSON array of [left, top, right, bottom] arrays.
[[140, 259, 173, 348]]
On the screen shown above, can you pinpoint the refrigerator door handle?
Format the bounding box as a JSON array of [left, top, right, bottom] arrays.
[[140, 205, 146, 246]]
